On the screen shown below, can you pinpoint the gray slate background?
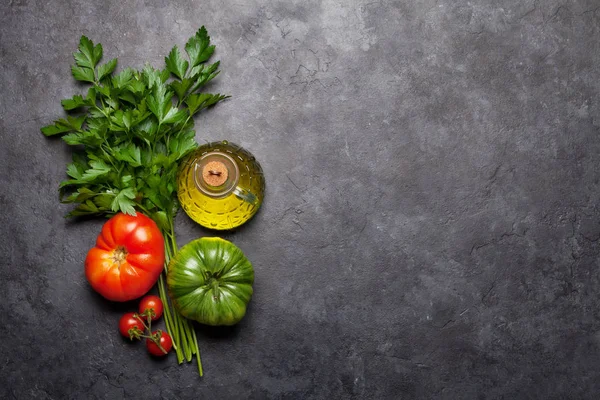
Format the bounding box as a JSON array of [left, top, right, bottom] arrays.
[[1, 0, 600, 399]]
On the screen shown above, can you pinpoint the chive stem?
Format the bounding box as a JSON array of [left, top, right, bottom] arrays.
[[191, 327, 203, 376], [156, 218, 203, 375]]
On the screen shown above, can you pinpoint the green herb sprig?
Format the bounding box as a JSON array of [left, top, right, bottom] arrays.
[[42, 27, 229, 376]]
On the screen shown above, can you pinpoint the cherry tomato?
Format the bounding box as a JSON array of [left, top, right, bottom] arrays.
[[139, 295, 164, 321], [85, 212, 165, 302], [119, 312, 144, 340], [146, 330, 173, 356]]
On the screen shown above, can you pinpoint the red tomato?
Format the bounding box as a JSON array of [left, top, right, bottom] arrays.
[[85, 212, 165, 302], [119, 312, 144, 340], [139, 295, 164, 321], [146, 331, 173, 356]]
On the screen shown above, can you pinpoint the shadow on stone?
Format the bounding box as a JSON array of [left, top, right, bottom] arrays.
[[194, 323, 241, 340]]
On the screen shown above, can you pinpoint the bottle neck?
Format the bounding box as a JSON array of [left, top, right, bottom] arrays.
[[193, 151, 239, 198]]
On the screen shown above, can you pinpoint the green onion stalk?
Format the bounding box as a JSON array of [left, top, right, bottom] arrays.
[[157, 215, 203, 376]]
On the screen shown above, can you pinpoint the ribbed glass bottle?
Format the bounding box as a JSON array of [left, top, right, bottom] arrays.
[[177, 140, 265, 230]]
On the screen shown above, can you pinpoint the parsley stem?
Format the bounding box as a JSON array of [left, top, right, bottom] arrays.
[[191, 326, 203, 376], [177, 311, 192, 361], [177, 115, 191, 136], [185, 319, 195, 362], [134, 202, 151, 216], [172, 304, 186, 364], [100, 144, 118, 171], [158, 219, 203, 374], [158, 274, 177, 351], [158, 242, 183, 361]]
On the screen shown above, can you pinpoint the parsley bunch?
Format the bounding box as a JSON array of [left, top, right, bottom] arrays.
[[42, 27, 228, 376], [42, 27, 227, 225]]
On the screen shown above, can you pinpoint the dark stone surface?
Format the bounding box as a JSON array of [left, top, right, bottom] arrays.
[[1, 0, 600, 398]]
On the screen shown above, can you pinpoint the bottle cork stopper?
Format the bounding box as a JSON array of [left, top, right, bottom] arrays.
[[202, 161, 228, 187]]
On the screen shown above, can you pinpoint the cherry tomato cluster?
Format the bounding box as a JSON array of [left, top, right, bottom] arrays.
[[118, 295, 173, 357]]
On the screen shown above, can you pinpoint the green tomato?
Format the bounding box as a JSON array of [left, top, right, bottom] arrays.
[[167, 237, 254, 326]]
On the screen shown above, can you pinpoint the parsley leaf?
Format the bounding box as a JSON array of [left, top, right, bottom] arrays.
[[147, 85, 173, 123], [113, 68, 134, 88], [81, 159, 111, 181], [41, 115, 87, 136], [66, 163, 85, 179], [186, 93, 229, 115], [61, 95, 87, 110], [114, 143, 142, 167], [185, 27, 215, 67], [62, 130, 103, 146], [73, 36, 97, 69], [171, 78, 194, 101], [111, 187, 137, 215], [165, 46, 189, 80], [41, 121, 74, 136], [98, 58, 118, 81], [71, 65, 95, 83]]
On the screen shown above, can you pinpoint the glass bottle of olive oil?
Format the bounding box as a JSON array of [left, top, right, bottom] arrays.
[[177, 141, 265, 230]]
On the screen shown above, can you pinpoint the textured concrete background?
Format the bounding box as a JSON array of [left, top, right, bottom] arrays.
[[1, 0, 600, 399]]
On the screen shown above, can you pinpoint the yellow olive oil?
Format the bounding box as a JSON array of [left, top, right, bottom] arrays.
[[177, 140, 265, 230]]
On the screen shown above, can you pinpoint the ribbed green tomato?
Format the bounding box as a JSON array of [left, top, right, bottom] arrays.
[[167, 237, 254, 326]]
